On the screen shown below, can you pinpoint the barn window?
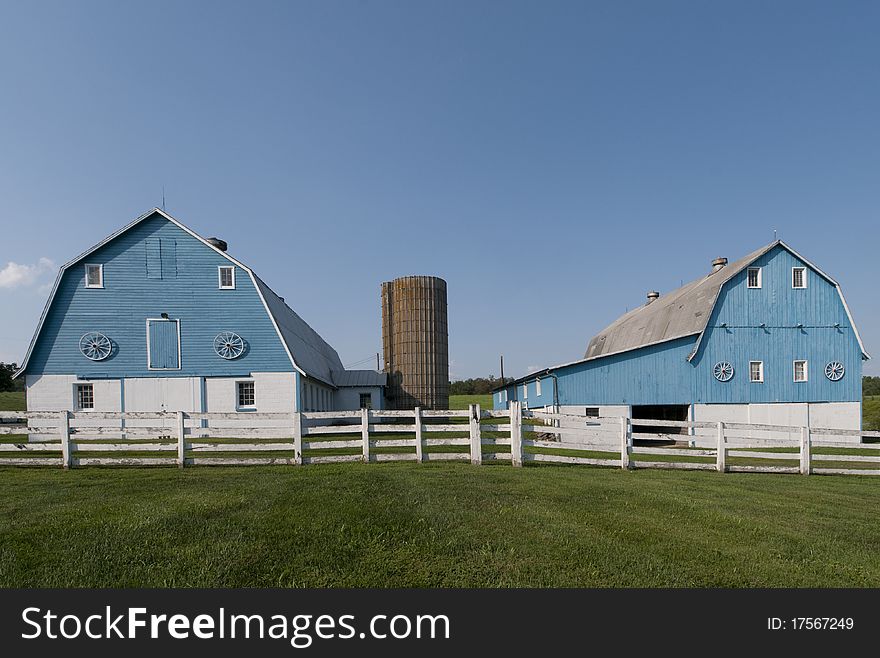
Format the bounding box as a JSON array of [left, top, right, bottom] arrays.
[[747, 267, 762, 289], [522, 384, 528, 400], [585, 407, 599, 418], [237, 381, 256, 409], [502, 390, 508, 403], [76, 383, 94, 410], [85, 264, 103, 288], [794, 360, 809, 382], [536, 378, 542, 396], [218, 266, 235, 289], [792, 267, 807, 289], [749, 361, 764, 383], [359, 393, 372, 409]]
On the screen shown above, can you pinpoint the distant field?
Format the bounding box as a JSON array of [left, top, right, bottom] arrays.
[[864, 396, 880, 431], [0, 392, 25, 412], [449, 394, 493, 410]]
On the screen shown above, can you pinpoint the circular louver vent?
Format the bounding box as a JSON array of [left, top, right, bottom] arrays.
[[824, 362, 845, 381], [713, 361, 734, 382], [213, 332, 245, 360], [79, 332, 112, 361]]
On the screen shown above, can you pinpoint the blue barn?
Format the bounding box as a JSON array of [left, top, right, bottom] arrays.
[[15, 209, 385, 416], [494, 242, 869, 434]]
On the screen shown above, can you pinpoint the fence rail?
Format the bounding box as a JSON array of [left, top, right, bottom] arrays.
[[0, 404, 878, 476]]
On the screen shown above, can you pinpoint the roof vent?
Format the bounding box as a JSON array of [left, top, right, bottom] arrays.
[[711, 257, 728, 273], [646, 291, 660, 304], [207, 237, 228, 252]]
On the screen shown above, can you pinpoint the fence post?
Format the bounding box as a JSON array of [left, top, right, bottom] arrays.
[[361, 407, 370, 463], [716, 421, 726, 473], [60, 410, 71, 470], [292, 410, 303, 466], [176, 411, 186, 469], [469, 404, 482, 465], [620, 416, 632, 470], [800, 425, 811, 475], [510, 401, 523, 467], [414, 407, 424, 463]]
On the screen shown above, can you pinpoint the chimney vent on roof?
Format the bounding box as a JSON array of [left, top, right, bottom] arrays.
[[646, 291, 660, 304], [711, 257, 728, 273], [207, 237, 228, 252]]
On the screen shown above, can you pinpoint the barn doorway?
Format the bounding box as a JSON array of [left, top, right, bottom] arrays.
[[631, 405, 689, 436]]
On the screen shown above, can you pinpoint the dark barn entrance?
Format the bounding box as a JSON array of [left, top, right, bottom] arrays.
[[631, 405, 690, 436]]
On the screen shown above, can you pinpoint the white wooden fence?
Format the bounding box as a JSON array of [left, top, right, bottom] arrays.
[[1, 402, 879, 476]]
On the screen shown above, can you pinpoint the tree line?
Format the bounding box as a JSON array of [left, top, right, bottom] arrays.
[[449, 376, 513, 395]]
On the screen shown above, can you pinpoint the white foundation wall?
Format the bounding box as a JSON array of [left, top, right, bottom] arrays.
[[203, 372, 297, 432], [26, 374, 122, 438], [557, 405, 630, 428], [26, 373, 298, 438], [693, 402, 862, 443]]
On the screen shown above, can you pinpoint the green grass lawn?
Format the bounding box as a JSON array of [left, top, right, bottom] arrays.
[[2, 463, 880, 588], [0, 391, 25, 412]]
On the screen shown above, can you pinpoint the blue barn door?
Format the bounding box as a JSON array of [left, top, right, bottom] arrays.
[[148, 319, 180, 369]]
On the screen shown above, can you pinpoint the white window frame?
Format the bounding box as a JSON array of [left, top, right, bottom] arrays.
[[74, 382, 95, 411], [359, 392, 373, 410], [85, 263, 104, 289], [502, 390, 508, 404], [749, 361, 764, 383], [793, 360, 809, 383], [747, 267, 762, 289], [792, 267, 807, 289], [236, 380, 256, 410], [218, 265, 236, 290], [536, 378, 542, 396], [145, 318, 182, 371], [522, 384, 528, 400]]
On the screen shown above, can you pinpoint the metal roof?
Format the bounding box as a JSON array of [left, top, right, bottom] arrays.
[[331, 369, 387, 387], [585, 242, 776, 360], [252, 275, 344, 387]]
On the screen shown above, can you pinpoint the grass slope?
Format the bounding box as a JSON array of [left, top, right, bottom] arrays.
[[2, 463, 880, 588]]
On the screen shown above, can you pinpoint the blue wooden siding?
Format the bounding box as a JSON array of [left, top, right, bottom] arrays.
[[495, 245, 863, 409], [25, 212, 294, 378], [147, 320, 180, 369], [692, 246, 862, 403], [555, 337, 698, 406]]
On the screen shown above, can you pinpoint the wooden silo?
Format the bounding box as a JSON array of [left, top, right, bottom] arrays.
[[381, 276, 449, 410]]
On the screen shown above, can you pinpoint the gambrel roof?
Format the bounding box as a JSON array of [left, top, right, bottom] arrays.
[[15, 208, 355, 387], [497, 240, 870, 390], [583, 240, 869, 363]]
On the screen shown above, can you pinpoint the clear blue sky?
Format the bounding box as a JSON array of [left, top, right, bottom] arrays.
[[1, 0, 878, 378]]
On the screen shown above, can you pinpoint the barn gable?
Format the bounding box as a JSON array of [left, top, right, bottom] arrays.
[[16, 209, 341, 385]]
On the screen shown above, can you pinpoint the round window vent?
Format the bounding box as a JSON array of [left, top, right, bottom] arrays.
[[713, 361, 734, 382], [79, 332, 112, 361], [824, 362, 845, 382], [213, 332, 245, 360]]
